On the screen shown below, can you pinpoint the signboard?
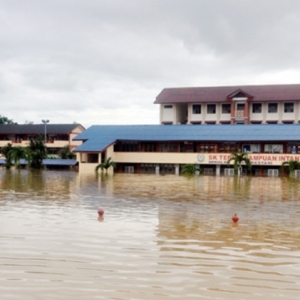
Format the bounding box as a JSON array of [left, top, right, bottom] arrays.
[[197, 153, 300, 166]]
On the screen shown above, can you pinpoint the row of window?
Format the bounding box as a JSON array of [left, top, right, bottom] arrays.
[[0, 134, 69, 141], [114, 141, 300, 154], [165, 103, 295, 114]]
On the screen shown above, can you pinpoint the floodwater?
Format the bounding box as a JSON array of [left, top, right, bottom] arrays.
[[1, 170, 300, 300]]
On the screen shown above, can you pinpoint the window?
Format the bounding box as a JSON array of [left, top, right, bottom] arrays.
[[287, 144, 300, 154], [180, 142, 195, 153], [87, 153, 98, 163], [159, 142, 177, 152], [114, 141, 138, 152], [237, 103, 245, 110], [47, 148, 58, 154], [252, 103, 262, 113], [161, 164, 175, 174], [207, 104, 216, 114], [242, 144, 260, 153], [264, 144, 283, 153], [284, 102, 294, 113], [57, 134, 68, 141], [164, 105, 172, 109], [192, 104, 201, 114], [219, 142, 238, 153], [140, 164, 156, 174], [198, 143, 218, 153], [124, 166, 134, 173], [222, 104, 231, 114], [140, 142, 156, 152], [268, 103, 278, 113]]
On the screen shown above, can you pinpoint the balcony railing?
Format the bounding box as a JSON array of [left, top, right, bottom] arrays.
[[235, 110, 244, 118]]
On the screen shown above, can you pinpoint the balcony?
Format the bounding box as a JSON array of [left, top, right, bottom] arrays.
[[235, 110, 244, 118]]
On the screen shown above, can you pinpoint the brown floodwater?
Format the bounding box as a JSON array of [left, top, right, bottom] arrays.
[[1, 170, 300, 300]]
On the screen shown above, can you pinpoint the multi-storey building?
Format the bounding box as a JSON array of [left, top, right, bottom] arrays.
[[70, 83, 300, 176], [73, 123, 300, 176], [155, 84, 300, 125], [0, 124, 85, 156]]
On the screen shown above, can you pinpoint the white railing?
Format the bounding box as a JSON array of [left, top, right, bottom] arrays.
[[235, 110, 244, 118]]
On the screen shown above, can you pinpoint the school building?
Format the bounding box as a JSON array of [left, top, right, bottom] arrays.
[[73, 83, 300, 176]]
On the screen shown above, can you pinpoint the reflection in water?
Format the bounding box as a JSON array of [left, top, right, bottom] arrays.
[[1, 170, 300, 299]]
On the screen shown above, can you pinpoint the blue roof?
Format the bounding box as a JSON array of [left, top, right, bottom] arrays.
[[42, 159, 78, 166], [73, 124, 300, 152], [0, 158, 77, 166]]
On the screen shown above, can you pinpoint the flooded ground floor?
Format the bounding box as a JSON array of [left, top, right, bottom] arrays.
[[116, 163, 290, 177]]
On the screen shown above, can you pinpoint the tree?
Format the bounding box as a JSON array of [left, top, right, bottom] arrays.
[[280, 160, 300, 177], [27, 136, 47, 169], [95, 157, 116, 173], [227, 150, 252, 176], [181, 164, 201, 175], [1, 143, 13, 169], [59, 145, 76, 159], [9, 146, 28, 169], [0, 115, 16, 124]]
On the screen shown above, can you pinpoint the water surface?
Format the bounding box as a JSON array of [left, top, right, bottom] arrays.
[[1, 170, 300, 299]]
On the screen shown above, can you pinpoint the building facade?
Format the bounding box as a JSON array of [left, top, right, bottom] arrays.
[[0, 124, 85, 156], [155, 84, 300, 125], [73, 124, 300, 176], [71, 84, 300, 176]]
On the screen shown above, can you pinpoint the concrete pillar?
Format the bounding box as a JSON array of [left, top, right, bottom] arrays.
[[155, 165, 160, 175], [230, 100, 235, 124], [216, 165, 221, 176], [244, 101, 250, 124], [175, 164, 180, 175]]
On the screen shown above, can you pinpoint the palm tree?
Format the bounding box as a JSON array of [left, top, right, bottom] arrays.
[[227, 150, 252, 176], [95, 157, 116, 173], [280, 160, 300, 177], [181, 164, 201, 175], [1, 143, 13, 169], [59, 145, 76, 159], [27, 136, 47, 169], [9, 146, 28, 169]]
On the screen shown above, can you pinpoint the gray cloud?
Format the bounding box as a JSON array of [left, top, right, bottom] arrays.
[[1, 0, 300, 127]]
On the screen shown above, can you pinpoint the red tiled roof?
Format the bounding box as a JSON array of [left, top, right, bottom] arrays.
[[154, 84, 300, 104]]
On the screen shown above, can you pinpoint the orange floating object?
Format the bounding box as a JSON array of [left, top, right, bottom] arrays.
[[98, 209, 104, 216], [232, 214, 239, 223]]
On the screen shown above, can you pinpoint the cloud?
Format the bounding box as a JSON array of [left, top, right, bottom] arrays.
[[1, 0, 300, 127]]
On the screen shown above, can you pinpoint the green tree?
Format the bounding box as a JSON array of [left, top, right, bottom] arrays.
[[227, 150, 252, 176], [27, 136, 47, 169], [0, 115, 16, 124], [9, 146, 28, 169], [1, 143, 13, 169], [95, 157, 116, 173], [59, 145, 76, 159], [280, 160, 300, 177], [181, 164, 201, 175]]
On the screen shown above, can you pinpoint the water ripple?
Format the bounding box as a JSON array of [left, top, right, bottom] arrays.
[[1, 171, 300, 299]]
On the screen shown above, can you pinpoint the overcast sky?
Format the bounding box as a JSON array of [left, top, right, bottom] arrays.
[[1, 0, 300, 128]]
